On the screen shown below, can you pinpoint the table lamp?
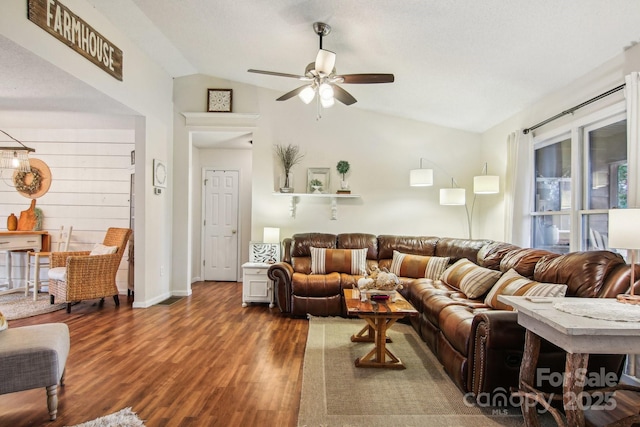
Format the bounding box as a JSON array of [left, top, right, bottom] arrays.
[[263, 227, 280, 244], [608, 208, 640, 304]]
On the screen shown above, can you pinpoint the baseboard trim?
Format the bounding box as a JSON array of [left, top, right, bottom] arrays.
[[132, 292, 171, 308]]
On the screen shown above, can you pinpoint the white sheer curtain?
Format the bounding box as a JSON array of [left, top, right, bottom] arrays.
[[626, 71, 640, 208], [504, 130, 533, 246], [625, 71, 640, 378]]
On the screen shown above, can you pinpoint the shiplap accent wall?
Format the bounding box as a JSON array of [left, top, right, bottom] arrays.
[[0, 127, 134, 293]]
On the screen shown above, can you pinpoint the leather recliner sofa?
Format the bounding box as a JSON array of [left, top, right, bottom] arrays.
[[268, 233, 632, 396]]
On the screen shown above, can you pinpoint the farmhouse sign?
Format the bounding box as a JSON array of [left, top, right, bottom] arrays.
[[27, 0, 123, 81]]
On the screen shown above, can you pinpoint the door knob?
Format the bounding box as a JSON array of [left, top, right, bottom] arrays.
[[232, 229, 237, 234]]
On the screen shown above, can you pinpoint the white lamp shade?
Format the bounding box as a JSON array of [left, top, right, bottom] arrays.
[[263, 227, 281, 244], [440, 188, 466, 205], [298, 86, 315, 104], [319, 83, 335, 108], [608, 209, 640, 249], [315, 49, 336, 75], [473, 175, 499, 194], [320, 96, 335, 108], [409, 168, 433, 186]]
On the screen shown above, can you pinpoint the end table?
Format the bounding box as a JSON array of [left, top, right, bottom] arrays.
[[241, 262, 274, 308]]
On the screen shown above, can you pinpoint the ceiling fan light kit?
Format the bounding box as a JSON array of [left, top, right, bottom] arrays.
[[299, 86, 316, 104], [248, 22, 394, 119]]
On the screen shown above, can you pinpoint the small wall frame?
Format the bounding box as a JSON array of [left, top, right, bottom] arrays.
[[207, 89, 233, 112], [307, 167, 330, 194], [153, 159, 167, 188]]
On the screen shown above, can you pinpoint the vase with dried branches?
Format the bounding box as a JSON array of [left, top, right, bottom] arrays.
[[274, 144, 304, 193]]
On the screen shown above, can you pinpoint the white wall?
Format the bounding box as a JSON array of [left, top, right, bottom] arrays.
[[249, 89, 484, 240], [0, 112, 133, 290], [173, 74, 487, 287], [1, 0, 174, 306]]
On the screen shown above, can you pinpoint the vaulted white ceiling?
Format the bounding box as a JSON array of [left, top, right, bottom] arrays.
[[87, 0, 640, 132], [4, 1, 640, 133]]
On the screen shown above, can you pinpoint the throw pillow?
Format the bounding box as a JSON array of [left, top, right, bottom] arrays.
[[484, 268, 567, 310], [0, 311, 7, 331], [48, 267, 67, 281], [310, 247, 368, 275], [441, 258, 502, 299], [90, 243, 118, 255], [390, 250, 450, 280]]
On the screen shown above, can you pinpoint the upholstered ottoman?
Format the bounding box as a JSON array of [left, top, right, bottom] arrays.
[[0, 323, 70, 420]]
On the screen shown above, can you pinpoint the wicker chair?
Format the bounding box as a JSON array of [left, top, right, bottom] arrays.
[[48, 228, 132, 313]]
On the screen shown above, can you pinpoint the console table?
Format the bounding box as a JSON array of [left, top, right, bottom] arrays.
[[498, 295, 640, 427], [0, 231, 49, 295]]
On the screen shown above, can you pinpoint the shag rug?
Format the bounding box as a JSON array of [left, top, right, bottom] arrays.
[[68, 407, 145, 427], [298, 316, 556, 427], [0, 292, 66, 320]]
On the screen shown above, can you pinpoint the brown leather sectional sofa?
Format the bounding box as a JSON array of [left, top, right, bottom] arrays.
[[268, 232, 633, 396]]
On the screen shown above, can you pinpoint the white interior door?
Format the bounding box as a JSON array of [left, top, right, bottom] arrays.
[[203, 170, 239, 281]]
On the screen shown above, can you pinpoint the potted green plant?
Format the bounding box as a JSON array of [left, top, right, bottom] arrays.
[[274, 144, 304, 193], [309, 178, 322, 193], [336, 160, 350, 191]]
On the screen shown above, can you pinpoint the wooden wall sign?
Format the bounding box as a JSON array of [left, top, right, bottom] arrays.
[[27, 0, 123, 81]]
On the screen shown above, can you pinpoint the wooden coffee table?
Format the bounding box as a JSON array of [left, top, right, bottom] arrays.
[[343, 288, 418, 369]]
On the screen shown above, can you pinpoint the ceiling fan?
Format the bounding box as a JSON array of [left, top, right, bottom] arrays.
[[248, 22, 394, 115]]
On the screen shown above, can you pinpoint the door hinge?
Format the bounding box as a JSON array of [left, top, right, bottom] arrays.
[[204, 179, 208, 186], [203, 260, 205, 266], [203, 220, 206, 226]]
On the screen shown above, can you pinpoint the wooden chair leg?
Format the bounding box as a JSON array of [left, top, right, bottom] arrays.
[[50, 295, 55, 304], [46, 384, 58, 421], [114, 295, 120, 306], [99, 298, 105, 307], [66, 303, 71, 313]]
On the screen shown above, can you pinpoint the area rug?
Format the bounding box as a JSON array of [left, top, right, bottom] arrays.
[[67, 407, 145, 427], [0, 292, 66, 320], [298, 316, 556, 427]]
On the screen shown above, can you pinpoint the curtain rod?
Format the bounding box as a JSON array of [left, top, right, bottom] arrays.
[[522, 83, 626, 135]]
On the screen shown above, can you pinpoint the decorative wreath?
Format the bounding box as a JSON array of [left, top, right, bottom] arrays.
[[13, 167, 42, 195]]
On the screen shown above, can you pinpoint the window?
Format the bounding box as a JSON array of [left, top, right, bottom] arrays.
[[532, 137, 572, 252], [531, 109, 627, 253]]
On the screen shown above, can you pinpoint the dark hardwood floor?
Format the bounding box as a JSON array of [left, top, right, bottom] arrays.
[[0, 281, 308, 427]]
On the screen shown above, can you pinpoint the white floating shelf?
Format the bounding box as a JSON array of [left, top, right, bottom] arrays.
[[272, 193, 361, 220]]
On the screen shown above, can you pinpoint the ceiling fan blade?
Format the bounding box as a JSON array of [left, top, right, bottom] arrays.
[[276, 85, 310, 101], [247, 69, 310, 80], [332, 85, 357, 106], [315, 49, 336, 75], [338, 73, 395, 84]]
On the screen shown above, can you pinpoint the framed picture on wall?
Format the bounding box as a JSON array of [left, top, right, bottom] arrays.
[[153, 159, 167, 188], [207, 88, 233, 112], [307, 167, 330, 194]]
